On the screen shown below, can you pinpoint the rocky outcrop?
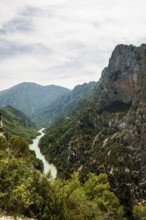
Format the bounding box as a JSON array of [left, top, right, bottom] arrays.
[[97, 44, 146, 110]]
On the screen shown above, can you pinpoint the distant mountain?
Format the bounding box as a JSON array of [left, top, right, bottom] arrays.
[[39, 44, 146, 218], [34, 81, 96, 127], [1, 105, 37, 142], [0, 82, 96, 128], [0, 82, 70, 118]]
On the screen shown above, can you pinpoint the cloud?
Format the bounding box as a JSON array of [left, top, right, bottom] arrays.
[[0, 0, 146, 90], [0, 17, 33, 35], [20, 6, 45, 17]]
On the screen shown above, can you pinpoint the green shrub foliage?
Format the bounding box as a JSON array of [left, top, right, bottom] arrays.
[[0, 136, 126, 219]]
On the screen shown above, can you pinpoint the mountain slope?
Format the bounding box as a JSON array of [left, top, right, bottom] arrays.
[[34, 81, 96, 127], [39, 44, 146, 218], [0, 82, 70, 118], [1, 105, 37, 142]]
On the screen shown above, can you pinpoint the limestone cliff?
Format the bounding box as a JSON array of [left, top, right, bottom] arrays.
[[97, 44, 146, 110]]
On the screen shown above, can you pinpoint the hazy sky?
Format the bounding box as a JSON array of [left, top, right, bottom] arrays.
[[0, 0, 146, 90]]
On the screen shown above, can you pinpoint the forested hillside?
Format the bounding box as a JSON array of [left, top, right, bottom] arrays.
[[0, 135, 127, 220], [34, 81, 96, 127], [39, 44, 146, 219], [1, 105, 37, 142]]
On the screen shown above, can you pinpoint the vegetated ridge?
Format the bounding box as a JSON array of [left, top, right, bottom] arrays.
[[39, 44, 146, 219], [1, 105, 37, 142], [34, 81, 96, 127]]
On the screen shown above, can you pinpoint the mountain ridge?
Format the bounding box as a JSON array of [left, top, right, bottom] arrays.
[[34, 81, 96, 127], [0, 82, 70, 118], [39, 43, 146, 219], [0, 81, 96, 128]]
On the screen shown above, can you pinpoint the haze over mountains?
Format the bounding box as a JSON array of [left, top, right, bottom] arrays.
[[34, 81, 96, 127], [0, 81, 96, 127], [0, 82, 70, 117]]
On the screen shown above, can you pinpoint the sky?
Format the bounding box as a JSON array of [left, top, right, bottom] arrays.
[[0, 0, 146, 91]]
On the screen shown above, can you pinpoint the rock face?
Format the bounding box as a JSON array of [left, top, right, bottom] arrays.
[[39, 44, 146, 218], [97, 44, 146, 110]]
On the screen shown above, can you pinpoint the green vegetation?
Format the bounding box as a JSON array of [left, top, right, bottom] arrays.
[[40, 99, 146, 219], [0, 135, 126, 220], [133, 205, 146, 220], [1, 105, 37, 142], [53, 173, 125, 220], [33, 81, 96, 128]]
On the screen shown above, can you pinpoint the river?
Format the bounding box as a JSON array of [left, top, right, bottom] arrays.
[[29, 128, 57, 179]]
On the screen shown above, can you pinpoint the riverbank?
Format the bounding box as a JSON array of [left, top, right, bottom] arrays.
[[29, 128, 57, 179]]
